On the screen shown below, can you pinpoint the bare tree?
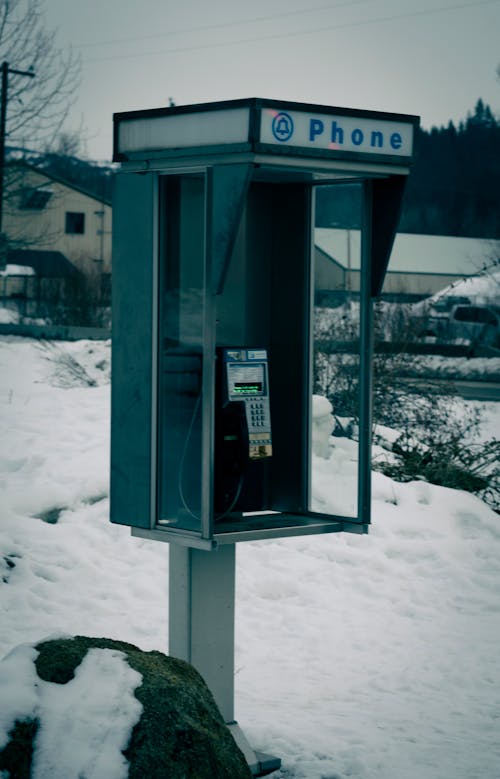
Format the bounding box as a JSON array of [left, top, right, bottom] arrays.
[[1, 0, 80, 151]]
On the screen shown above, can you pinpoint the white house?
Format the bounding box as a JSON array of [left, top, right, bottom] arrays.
[[1, 162, 112, 315], [3, 162, 111, 274]]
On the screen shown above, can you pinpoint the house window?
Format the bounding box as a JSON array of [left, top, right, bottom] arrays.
[[65, 212, 85, 234], [20, 187, 53, 210]]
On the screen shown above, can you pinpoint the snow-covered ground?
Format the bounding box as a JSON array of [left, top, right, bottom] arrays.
[[1, 336, 500, 779]]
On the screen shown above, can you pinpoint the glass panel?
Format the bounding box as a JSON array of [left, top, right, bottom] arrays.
[[310, 183, 363, 518], [210, 164, 251, 293], [157, 173, 206, 533]]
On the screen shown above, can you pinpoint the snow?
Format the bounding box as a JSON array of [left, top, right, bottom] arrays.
[[1, 335, 500, 779], [311, 394, 335, 458], [411, 354, 500, 381], [0, 307, 19, 324], [0, 264, 35, 277], [432, 267, 500, 305]]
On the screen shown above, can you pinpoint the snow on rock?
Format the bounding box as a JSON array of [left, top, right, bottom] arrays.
[[33, 647, 142, 779], [0, 643, 39, 750], [0, 643, 142, 779], [0, 635, 252, 779]]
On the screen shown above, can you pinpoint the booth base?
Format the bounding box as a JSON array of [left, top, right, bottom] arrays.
[[228, 722, 281, 776]]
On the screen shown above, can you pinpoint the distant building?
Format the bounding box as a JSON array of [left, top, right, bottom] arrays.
[[3, 162, 111, 274], [314, 228, 500, 303], [1, 162, 112, 319]]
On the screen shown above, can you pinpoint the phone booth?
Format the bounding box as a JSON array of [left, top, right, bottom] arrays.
[[111, 98, 418, 775]]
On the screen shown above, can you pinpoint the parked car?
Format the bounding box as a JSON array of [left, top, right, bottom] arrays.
[[418, 304, 500, 352]]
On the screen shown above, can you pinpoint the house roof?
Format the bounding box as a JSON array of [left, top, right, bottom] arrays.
[[7, 160, 112, 207], [7, 249, 81, 278], [314, 228, 500, 277]]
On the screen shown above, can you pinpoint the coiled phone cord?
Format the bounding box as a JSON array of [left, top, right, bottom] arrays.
[[178, 391, 244, 522]]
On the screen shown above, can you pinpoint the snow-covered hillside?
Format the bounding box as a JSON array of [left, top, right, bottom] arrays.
[[1, 336, 500, 779]]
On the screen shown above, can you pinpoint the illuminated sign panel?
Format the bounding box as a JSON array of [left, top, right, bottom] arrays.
[[117, 107, 250, 154], [260, 107, 414, 157]]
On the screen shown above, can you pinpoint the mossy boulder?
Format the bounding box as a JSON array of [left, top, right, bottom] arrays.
[[0, 635, 252, 779]]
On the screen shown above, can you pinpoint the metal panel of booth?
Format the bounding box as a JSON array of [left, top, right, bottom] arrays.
[[110, 172, 157, 529]]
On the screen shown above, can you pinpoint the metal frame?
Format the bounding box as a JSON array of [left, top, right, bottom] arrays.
[[359, 180, 374, 519], [154, 167, 214, 544], [113, 170, 384, 545], [134, 172, 375, 546], [150, 173, 160, 535], [201, 169, 215, 542]]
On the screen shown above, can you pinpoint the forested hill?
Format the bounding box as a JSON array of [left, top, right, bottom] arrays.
[[399, 100, 500, 239], [315, 99, 500, 240]]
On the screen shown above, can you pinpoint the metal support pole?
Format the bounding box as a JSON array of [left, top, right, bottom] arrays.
[[358, 180, 374, 521], [169, 543, 236, 721], [168, 543, 281, 777]]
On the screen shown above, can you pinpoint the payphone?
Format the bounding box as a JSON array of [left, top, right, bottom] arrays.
[[110, 97, 419, 776], [215, 347, 272, 515]]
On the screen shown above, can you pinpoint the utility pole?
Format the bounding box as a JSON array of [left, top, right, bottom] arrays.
[[0, 61, 35, 268]]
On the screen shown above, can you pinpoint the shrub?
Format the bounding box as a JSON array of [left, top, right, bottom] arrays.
[[314, 304, 500, 511]]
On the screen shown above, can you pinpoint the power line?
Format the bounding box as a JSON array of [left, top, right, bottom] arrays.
[[83, 0, 500, 65], [75, 0, 379, 50]]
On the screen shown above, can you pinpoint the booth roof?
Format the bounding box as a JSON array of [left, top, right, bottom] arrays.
[[315, 228, 500, 277]]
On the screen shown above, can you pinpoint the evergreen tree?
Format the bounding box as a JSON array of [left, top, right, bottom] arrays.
[[399, 100, 500, 238]]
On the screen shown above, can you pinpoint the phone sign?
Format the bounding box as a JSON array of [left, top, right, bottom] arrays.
[[262, 107, 414, 157]]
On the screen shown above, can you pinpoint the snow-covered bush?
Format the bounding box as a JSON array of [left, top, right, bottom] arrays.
[[311, 395, 335, 459]]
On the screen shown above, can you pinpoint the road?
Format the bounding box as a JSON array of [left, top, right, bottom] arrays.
[[400, 378, 500, 402]]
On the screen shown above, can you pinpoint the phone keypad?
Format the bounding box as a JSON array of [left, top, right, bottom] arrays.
[[248, 401, 267, 425], [245, 398, 272, 460], [246, 399, 271, 442]]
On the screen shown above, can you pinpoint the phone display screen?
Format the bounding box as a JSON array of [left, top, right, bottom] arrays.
[[227, 363, 266, 399], [233, 381, 263, 395]]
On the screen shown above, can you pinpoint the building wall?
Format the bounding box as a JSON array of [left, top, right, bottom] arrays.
[[3, 166, 112, 276], [314, 226, 500, 301], [381, 271, 468, 297], [315, 246, 472, 300], [314, 246, 359, 291]]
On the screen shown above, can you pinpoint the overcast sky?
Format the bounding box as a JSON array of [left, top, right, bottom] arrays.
[[44, 0, 500, 162]]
